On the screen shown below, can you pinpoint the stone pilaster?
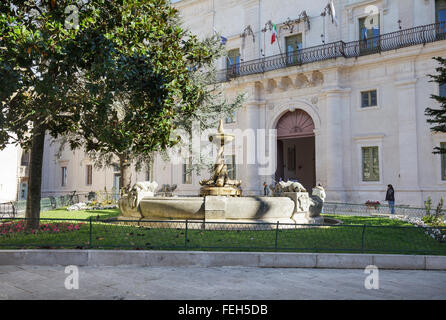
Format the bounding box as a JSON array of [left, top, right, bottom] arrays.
[[395, 79, 421, 203], [241, 102, 261, 195], [323, 88, 345, 201]]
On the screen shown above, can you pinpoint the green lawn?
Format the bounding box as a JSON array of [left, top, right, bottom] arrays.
[[40, 208, 120, 220], [0, 210, 444, 255]]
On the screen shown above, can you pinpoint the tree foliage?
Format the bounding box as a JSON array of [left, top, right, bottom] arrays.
[[426, 57, 446, 154], [58, 0, 243, 191]]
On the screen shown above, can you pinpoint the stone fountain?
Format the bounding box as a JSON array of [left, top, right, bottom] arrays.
[[118, 120, 327, 225]]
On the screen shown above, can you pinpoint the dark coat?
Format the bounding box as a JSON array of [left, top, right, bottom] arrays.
[[385, 188, 395, 202]]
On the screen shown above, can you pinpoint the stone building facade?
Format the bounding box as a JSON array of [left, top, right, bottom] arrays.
[[2, 0, 446, 207]]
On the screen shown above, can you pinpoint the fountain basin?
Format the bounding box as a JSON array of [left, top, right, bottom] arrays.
[[120, 195, 299, 222], [139, 197, 205, 220]]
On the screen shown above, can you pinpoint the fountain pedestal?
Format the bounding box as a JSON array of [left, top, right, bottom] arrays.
[[199, 119, 242, 197]]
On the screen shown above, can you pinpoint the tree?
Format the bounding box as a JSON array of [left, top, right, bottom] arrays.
[[59, 0, 243, 194], [426, 56, 446, 154], [0, 0, 103, 229]]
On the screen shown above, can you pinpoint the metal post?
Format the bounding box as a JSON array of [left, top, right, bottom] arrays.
[[274, 221, 279, 251], [89, 216, 93, 249], [421, 25, 426, 46], [185, 219, 188, 248], [361, 224, 366, 253]]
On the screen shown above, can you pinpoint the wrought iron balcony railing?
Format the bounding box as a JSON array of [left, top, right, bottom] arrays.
[[216, 21, 446, 82]]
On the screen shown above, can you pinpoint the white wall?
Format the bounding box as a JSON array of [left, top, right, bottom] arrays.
[[0, 143, 20, 203]]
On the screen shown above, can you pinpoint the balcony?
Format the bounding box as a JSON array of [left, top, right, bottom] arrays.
[[216, 22, 446, 82]]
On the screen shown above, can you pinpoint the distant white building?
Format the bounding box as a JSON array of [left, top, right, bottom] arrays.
[[0, 142, 27, 203], [3, 0, 446, 207]]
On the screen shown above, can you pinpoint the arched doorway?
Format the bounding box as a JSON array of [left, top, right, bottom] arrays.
[[276, 109, 315, 191]]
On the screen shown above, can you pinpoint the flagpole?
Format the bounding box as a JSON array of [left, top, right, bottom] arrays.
[[277, 34, 283, 55], [323, 13, 326, 43]]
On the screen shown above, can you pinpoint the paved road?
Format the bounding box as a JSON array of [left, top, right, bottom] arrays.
[[0, 265, 445, 300]]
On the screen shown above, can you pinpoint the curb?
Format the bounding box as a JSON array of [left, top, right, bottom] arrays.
[[0, 250, 445, 270]]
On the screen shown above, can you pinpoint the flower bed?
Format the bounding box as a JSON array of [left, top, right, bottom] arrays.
[[390, 215, 446, 242], [67, 202, 118, 211], [0, 220, 84, 235]]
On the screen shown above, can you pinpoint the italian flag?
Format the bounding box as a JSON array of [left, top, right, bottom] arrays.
[[271, 23, 277, 44]]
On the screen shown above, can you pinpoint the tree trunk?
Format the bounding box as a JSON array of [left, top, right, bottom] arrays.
[[119, 154, 132, 195], [25, 123, 46, 230]]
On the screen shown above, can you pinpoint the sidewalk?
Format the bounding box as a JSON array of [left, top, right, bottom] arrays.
[[1, 265, 445, 300]]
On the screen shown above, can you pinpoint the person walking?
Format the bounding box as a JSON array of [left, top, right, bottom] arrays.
[[263, 182, 269, 196], [385, 184, 395, 214]]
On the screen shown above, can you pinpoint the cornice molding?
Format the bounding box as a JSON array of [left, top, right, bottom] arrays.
[[353, 134, 386, 141]]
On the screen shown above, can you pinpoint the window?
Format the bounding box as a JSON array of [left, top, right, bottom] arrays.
[[285, 34, 303, 65], [227, 49, 240, 76], [440, 83, 446, 97], [182, 157, 192, 184], [225, 111, 236, 124], [441, 142, 446, 180], [361, 90, 378, 108], [86, 165, 93, 186], [20, 152, 30, 166], [437, 0, 446, 22], [225, 155, 237, 180], [437, 0, 446, 37], [61, 167, 67, 187], [362, 147, 380, 182], [359, 15, 380, 51]]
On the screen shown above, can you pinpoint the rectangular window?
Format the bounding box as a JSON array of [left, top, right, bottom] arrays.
[[362, 147, 380, 182], [182, 157, 192, 184], [359, 15, 380, 50], [361, 90, 377, 108], [441, 142, 446, 180], [440, 83, 446, 97], [436, 0, 446, 37], [86, 165, 93, 185], [285, 34, 303, 65], [225, 111, 237, 124], [227, 49, 240, 76], [225, 155, 237, 180], [436, 0, 446, 22], [227, 49, 240, 67], [61, 167, 67, 187], [20, 152, 30, 166]]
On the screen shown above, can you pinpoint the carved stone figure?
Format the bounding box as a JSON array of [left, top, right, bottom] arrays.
[[308, 185, 326, 217], [157, 184, 177, 197], [312, 185, 326, 201], [128, 181, 158, 209], [159, 184, 177, 193], [278, 180, 307, 193], [297, 192, 311, 212]]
